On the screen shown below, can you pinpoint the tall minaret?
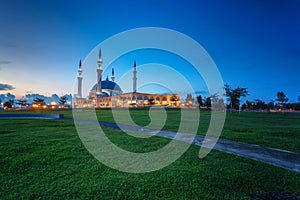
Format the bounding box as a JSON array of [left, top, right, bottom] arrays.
[[133, 60, 137, 93], [111, 66, 115, 82], [77, 60, 83, 98], [96, 48, 103, 95]]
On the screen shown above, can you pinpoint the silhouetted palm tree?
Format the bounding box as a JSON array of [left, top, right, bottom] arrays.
[[59, 96, 67, 105], [33, 98, 46, 107], [16, 99, 28, 108]]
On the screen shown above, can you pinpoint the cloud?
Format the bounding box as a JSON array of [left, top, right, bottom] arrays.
[[0, 83, 15, 91]]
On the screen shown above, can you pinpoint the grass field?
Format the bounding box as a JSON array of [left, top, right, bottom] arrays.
[[68, 108, 300, 152], [1, 109, 300, 199]]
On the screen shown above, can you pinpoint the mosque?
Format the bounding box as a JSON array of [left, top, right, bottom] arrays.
[[73, 49, 181, 108]]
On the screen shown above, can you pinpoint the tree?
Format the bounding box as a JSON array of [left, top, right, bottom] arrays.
[[241, 103, 247, 111], [276, 91, 288, 109], [185, 94, 194, 107], [254, 99, 267, 110], [210, 93, 225, 110], [267, 100, 275, 110], [298, 96, 300, 103], [33, 98, 46, 108], [224, 84, 249, 111], [245, 100, 253, 111], [16, 99, 28, 108], [196, 95, 203, 108], [59, 95, 68, 105], [3, 101, 12, 109], [204, 97, 211, 108]]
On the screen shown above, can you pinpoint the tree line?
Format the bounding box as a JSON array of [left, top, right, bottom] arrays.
[[0, 95, 69, 109], [196, 84, 300, 111]]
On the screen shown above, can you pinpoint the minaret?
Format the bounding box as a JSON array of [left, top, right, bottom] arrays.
[[133, 60, 137, 93], [111, 66, 115, 82], [96, 48, 103, 95], [77, 60, 83, 98]]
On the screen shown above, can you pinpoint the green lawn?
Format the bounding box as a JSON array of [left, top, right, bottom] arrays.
[[59, 108, 300, 153], [0, 117, 300, 199], [1, 109, 300, 153]]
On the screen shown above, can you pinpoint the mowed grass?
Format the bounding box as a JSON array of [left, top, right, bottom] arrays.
[[1, 108, 300, 152], [0, 118, 300, 199], [62, 108, 300, 153]]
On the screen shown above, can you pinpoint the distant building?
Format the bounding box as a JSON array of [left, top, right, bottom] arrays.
[[73, 49, 180, 108]]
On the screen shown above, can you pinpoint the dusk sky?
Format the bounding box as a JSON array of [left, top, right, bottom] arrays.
[[0, 0, 299, 102]]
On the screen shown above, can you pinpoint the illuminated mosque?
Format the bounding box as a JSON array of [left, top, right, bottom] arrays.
[[73, 49, 180, 108]]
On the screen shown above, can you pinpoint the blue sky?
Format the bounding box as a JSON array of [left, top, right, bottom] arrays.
[[0, 0, 299, 102]]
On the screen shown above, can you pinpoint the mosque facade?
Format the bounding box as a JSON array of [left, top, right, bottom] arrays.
[[73, 49, 180, 108]]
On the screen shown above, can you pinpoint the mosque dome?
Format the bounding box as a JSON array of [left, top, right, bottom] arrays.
[[101, 92, 109, 97], [91, 77, 122, 93]]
